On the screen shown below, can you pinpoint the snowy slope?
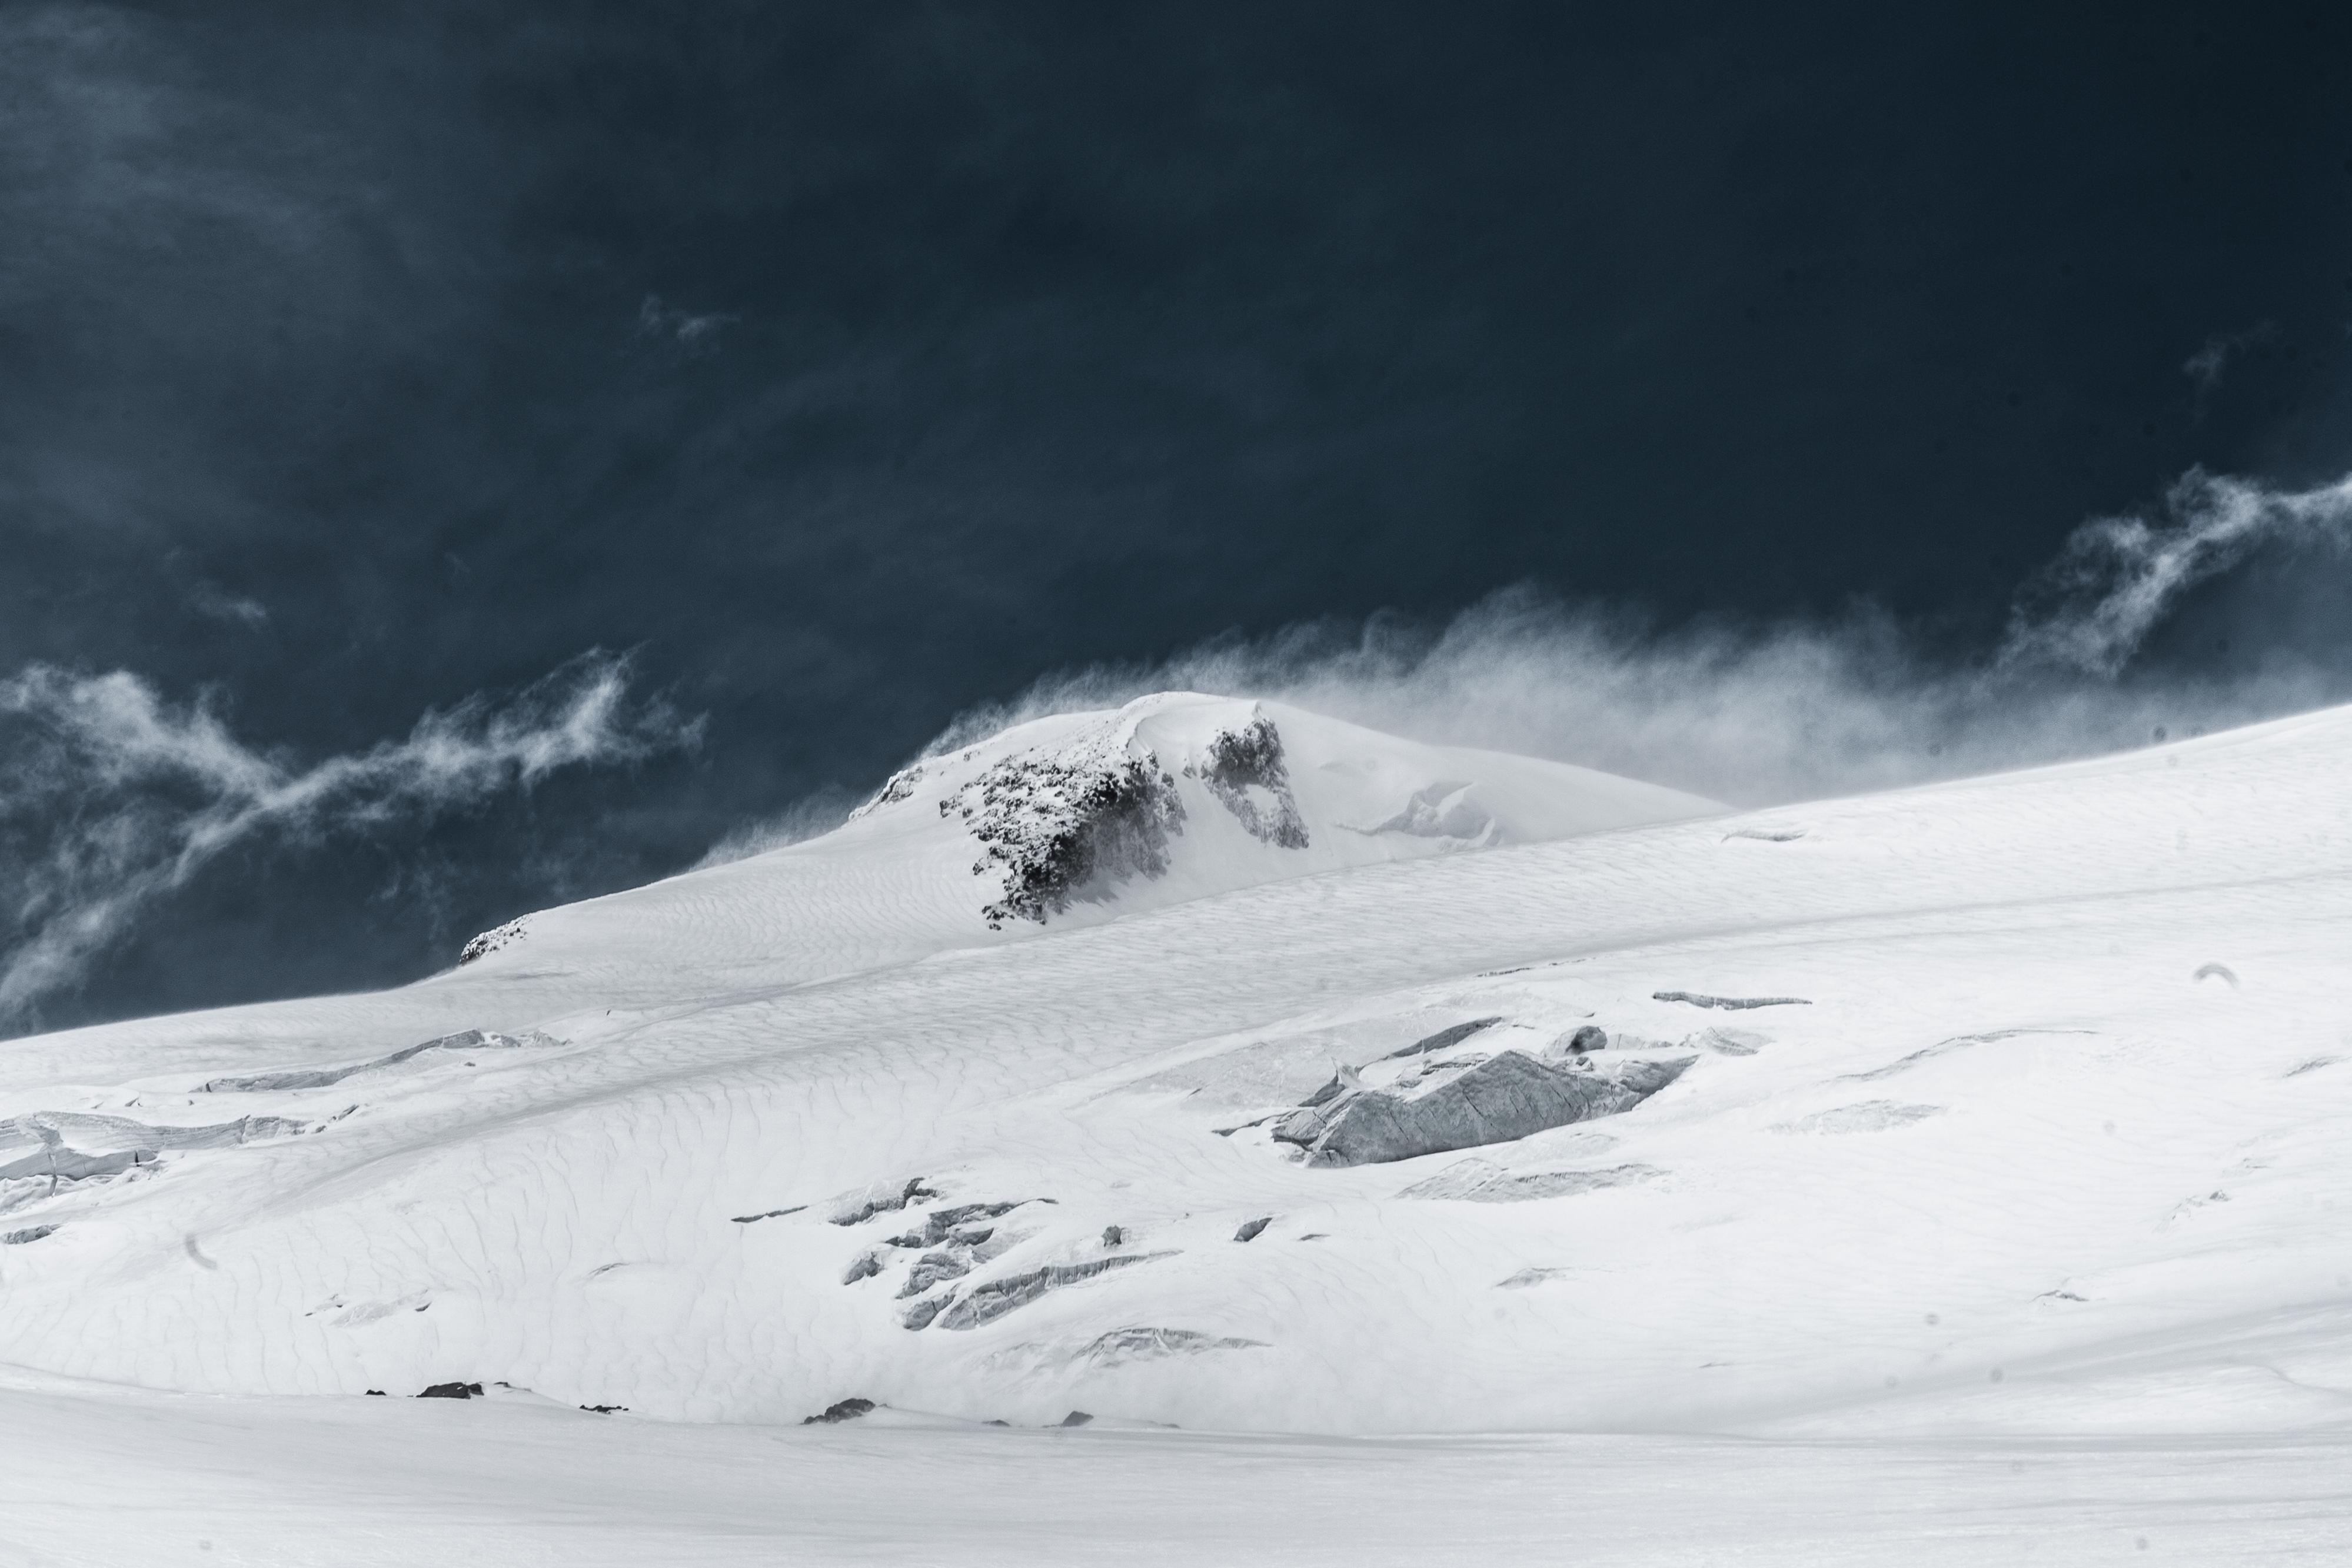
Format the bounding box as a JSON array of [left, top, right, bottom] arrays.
[[2, 691, 2350, 1482], [458, 691, 1721, 990]]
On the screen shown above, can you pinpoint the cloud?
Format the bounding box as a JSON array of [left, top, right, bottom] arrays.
[[187, 583, 268, 627], [2181, 323, 2274, 392], [638, 294, 739, 347], [2001, 468, 2352, 677], [0, 651, 700, 1029], [910, 466, 2352, 810]]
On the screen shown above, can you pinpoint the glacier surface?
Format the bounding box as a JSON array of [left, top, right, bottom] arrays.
[[2, 691, 2348, 1563]]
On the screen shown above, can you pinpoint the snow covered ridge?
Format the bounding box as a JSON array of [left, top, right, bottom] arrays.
[[453, 694, 1714, 960], [9, 697, 2352, 1454], [842, 693, 1717, 932]]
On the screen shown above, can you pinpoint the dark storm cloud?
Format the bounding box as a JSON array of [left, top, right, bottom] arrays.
[[4, 1, 2351, 1031]]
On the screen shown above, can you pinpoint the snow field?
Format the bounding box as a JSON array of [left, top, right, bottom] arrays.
[[1, 693, 2350, 1559]]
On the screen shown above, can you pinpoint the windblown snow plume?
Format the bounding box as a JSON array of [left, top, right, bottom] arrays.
[[0, 652, 697, 1028], [1999, 468, 2352, 677], [925, 467, 2352, 807]]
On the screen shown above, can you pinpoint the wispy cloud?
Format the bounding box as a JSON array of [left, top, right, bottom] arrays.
[[0, 651, 700, 1030], [187, 582, 268, 627], [638, 293, 739, 347], [2181, 323, 2273, 394], [2001, 468, 2352, 677], [913, 466, 2352, 810]]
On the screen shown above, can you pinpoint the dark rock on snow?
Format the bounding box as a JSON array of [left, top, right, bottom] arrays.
[[898, 1250, 974, 1298], [828, 1177, 940, 1227], [456, 918, 527, 966], [927, 1253, 1174, 1331], [1275, 1050, 1692, 1167], [1195, 714, 1309, 849], [1080, 1327, 1268, 1366], [949, 740, 1187, 928], [803, 1397, 877, 1425], [1233, 1216, 1272, 1243], [418, 1381, 483, 1399], [920, 1202, 1023, 1244], [901, 1296, 952, 1330]]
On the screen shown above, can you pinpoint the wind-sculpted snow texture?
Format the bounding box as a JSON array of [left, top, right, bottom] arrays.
[[5, 690, 2352, 1477]]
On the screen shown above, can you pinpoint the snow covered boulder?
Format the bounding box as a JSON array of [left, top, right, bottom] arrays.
[[1273, 1050, 1692, 1167]]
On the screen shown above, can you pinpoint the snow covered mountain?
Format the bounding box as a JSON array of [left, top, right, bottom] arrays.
[[4, 693, 2351, 1562], [448, 692, 1720, 992]]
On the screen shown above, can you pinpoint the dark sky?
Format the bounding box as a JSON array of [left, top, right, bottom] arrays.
[[6, 0, 2352, 1034]]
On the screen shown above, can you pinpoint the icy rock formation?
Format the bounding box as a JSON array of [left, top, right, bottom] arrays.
[[848, 764, 924, 820], [457, 918, 527, 966], [1192, 714, 1309, 848], [1273, 1050, 1692, 1167], [947, 731, 1187, 928], [927, 1252, 1175, 1331], [826, 1176, 940, 1227], [1651, 990, 1809, 1011], [0, 1111, 314, 1217], [1079, 1327, 1268, 1366], [800, 1397, 875, 1425], [0, 1111, 307, 1153], [1354, 780, 1497, 844]]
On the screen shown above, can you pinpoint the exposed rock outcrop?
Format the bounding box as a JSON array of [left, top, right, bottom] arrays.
[[1353, 780, 1498, 844], [848, 764, 924, 820], [801, 1397, 876, 1425], [1079, 1327, 1267, 1366], [1193, 714, 1308, 848], [947, 730, 1187, 928], [1652, 991, 1809, 1010], [927, 1251, 1174, 1331], [457, 918, 527, 966], [1273, 1050, 1692, 1167], [897, 1250, 974, 1298], [826, 1177, 940, 1226]]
